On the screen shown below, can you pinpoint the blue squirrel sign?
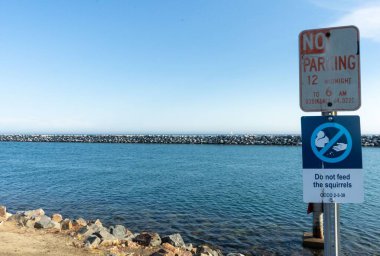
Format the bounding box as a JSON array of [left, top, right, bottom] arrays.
[[301, 115, 363, 203], [301, 116, 362, 169]]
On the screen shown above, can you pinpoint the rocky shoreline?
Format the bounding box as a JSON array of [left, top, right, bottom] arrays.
[[0, 134, 379, 147], [0, 205, 243, 256]]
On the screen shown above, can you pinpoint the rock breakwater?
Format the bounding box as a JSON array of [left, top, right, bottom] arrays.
[[0, 134, 379, 147], [0, 134, 301, 145]]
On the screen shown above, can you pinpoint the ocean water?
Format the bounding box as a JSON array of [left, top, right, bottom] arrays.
[[0, 142, 379, 255]]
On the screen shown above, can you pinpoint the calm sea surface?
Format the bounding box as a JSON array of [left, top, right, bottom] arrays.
[[0, 142, 379, 255]]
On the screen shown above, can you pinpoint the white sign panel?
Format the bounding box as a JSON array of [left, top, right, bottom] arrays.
[[299, 26, 361, 112], [303, 169, 363, 203]]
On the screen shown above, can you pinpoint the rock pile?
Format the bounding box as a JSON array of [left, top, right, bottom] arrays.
[[361, 135, 380, 147], [0, 134, 302, 145], [0, 205, 245, 256], [0, 134, 378, 146]]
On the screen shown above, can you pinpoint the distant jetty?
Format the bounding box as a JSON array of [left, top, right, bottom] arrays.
[[0, 134, 379, 147]]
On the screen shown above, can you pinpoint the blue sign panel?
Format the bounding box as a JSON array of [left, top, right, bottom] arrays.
[[301, 116, 362, 169]]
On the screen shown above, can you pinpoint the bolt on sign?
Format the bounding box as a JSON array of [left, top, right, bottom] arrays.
[[299, 26, 361, 112]]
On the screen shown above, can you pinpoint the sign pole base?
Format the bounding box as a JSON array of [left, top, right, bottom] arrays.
[[303, 232, 324, 249], [324, 203, 340, 255]]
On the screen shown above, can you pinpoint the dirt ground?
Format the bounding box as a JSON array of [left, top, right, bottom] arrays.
[[0, 221, 100, 256]]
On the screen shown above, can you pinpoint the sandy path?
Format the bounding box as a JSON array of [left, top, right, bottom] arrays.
[[0, 221, 99, 256]]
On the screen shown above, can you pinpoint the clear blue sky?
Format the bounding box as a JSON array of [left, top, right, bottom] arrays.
[[1, 0, 379, 134]]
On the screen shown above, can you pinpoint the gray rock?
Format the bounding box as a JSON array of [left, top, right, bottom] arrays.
[[34, 215, 52, 229], [84, 234, 101, 249], [226, 254, 245, 256], [95, 229, 115, 239], [95, 229, 118, 246], [34, 215, 59, 229], [77, 223, 104, 239], [109, 225, 127, 239], [133, 232, 162, 246], [162, 233, 186, 247]]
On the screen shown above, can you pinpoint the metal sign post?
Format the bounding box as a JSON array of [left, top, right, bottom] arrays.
[[324, 202, 340, 255], [322, 111, 340, 256]]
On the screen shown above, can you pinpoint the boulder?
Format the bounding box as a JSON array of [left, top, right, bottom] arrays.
[[34, 215, 51, 229], [95, 229, 118, 246], [162, 233, 186, 247], [84, 234, 101, 249], [61, 219, 73, 230], [51, 213, 63, 223], [77, 224, 105, 240], [109, 225, 133, 240], [34, 215, 60, 230], [196, 245, 223, 256], [133, 232, 162, 247]]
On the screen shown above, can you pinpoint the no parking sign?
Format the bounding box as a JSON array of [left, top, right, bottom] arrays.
[[301, 116, 363, 203]]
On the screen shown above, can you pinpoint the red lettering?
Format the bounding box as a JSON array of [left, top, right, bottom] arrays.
[[339, 56, 347, 70], [310, 58, 317, 72], [339, 90, 347, 96], [318, 57, 325, 71], [348, 55, 356, 69], [300, 30, 329, 54]]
